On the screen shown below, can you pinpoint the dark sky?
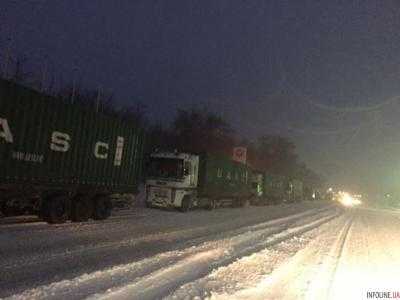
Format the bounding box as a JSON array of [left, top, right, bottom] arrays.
[[2, 1, 400, 194]]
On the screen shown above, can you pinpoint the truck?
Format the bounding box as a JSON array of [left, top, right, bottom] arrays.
[[0, 79, 144, 223], [288, 179, 304, 202], [250, 170, 265, 200], [253, 173, 289, 205], [303, 185, 322, 201], [145, 151, 253, 211]]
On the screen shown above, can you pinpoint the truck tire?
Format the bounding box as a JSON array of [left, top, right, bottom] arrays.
[[43, 195, 69, 224], [206, 199, 217, 210], [239, 198, 247, 207], [1, 203, 14, 217], [180, 196, 192, 212], [71, 196, 93, 222], [0, 204, 5, 218], [93, 196, 112, 220]]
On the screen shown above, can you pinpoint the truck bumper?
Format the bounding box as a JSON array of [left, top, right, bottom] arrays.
[[146, 186, 195, 209]]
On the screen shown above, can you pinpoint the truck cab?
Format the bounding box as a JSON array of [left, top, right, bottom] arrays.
[[145, 152, 200, 210]]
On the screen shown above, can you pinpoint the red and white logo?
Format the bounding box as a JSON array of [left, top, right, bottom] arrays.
[[232, 147, 247, 164]]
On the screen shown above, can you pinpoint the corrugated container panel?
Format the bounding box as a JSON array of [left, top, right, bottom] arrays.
[[198, 154, 252, 199], [264, 173, 288, 198], [0, 80, 144, 193]]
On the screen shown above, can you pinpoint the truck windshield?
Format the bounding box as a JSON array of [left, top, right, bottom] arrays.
[[148, 157, 184, 180]]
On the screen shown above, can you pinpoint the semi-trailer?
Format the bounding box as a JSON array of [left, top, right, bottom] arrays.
[[251, 172, 290, 205], [0, 80, 144, 223], [145, 151, 253, 211], [288, 179, 304, 202]]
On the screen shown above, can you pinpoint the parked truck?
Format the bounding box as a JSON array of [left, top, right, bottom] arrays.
[[0, 80, 144, 223], [145, 151, 253, 211], [303, 185, 322, 201], [250, 170, 264, 200], [253, 173, 289, 205], [288, 179, 304, 202]]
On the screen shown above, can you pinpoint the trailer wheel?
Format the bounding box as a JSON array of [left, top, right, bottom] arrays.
[[1, 203, 14, 217], [43, 195, 69, 224], [71, 196, 93, 222], [93, 196, 112, 220], [0, 204, 5, 218], [206, 199, 217, 210], [241, 198, 250, 207], [180, 196, 192, 212]]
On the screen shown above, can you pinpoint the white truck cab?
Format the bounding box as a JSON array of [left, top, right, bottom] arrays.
[[145, 152, 200, 210]]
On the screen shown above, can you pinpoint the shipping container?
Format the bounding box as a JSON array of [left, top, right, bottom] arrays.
[[288, 179, 304, 202], [263, 173, 289, 204], [249, 170, 265, 205], [251, 171, 265, 197], [198, 154, 252, 200], [0, 80, 145, 223]]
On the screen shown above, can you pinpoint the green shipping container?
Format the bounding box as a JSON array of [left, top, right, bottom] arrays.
[[198, 154, 252, 199], [0, 80, 144, 194], [263, 173, 289, 203], [251, 171, 265, 197], [289, 179, 303, 202]]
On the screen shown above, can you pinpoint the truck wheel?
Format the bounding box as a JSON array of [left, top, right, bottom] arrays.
[[1, 204, 13, 217], [242, 199, 250, 207], [206, 199, 217, 210], [180, 196, 192, 212], [0, 204, 5, 218], [71, 196, 93, 222], [44, 195, 69, 224], [93, 196, 112, 220]]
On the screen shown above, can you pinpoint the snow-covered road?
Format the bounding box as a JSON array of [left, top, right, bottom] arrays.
[[4, 203, 398, 300], [206, 207, 400, 300]]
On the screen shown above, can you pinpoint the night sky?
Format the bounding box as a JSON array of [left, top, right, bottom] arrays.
[[2, 1, 400, 195]]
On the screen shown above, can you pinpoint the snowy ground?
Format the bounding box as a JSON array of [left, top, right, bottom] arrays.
[[4, 202, 398, 300]]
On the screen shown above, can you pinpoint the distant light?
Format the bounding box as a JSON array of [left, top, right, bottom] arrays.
[[338, 192, 362, 207]]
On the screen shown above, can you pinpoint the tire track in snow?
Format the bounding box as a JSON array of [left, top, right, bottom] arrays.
[[1, 207, 331, 271], [324, 213, 354, 299], [301, 211, 353, 300], [90, 211, 340, 300], [210, 213, 349, 300], [4, 207, 339, 300]]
